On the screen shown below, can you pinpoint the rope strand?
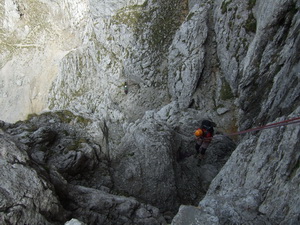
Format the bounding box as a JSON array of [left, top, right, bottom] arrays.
[[203, 117, 300, 140], [226, 117, 300, 136]]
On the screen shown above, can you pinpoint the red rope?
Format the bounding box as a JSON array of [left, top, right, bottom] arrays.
[[201, 117, 300, 140], [225, 117, 300, 137]]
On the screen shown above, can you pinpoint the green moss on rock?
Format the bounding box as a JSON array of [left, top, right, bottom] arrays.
[[247, 0, 256, 10], [244, 12, 257, 33], [221, 0, 233, 14], [220, 79, 234, 100], [111, 0, 188, 51]]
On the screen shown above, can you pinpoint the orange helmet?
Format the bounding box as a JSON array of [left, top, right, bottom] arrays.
[[194, 129, 203, 137]]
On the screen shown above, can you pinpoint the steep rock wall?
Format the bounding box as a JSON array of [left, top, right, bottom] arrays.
[[0, 0, 299, 224], [49, 0, 189, 123], [172, 0, 300, 224], [0, 0, 90, 121]]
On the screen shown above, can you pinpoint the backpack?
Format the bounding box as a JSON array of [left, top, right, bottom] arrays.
[[201, 120, 215, 136]]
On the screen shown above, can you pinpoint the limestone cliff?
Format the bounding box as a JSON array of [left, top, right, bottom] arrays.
[[0, 0, 299, 224]]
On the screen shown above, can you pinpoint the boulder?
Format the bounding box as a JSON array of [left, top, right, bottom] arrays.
[[0, 134, 68, 225], [0, 112, 168, 225], [112, 115, 179, 212], [112, 104, 236, 213]]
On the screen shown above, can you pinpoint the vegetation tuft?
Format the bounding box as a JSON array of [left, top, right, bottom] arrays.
[[220, 79, 234, 100]]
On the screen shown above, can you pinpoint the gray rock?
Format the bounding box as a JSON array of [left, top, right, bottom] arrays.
[[168, 4, 209, 108], [1, 0, 299, 224], [59, 183, 166, 225], [65, 219, 86, 225], [112, 116, 179, 212], [113, 106, 235, 213], [217, 107, 229, 115], [0, 112, 168, 225], [172, 107, 300, 224], [171, 205, 219, 225], [0, 134, 68, 225]]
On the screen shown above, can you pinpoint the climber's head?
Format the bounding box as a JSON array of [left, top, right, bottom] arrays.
[[194, 129, 203, 137]]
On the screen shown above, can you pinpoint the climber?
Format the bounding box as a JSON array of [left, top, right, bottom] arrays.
[[194, 120, 215, 160], [124, 82, 128, 94]]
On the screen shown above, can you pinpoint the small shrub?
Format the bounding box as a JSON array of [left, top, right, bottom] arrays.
[[221, 0, 233, 14], [244, 13, 257, 33], [220, 80, 234, 100]]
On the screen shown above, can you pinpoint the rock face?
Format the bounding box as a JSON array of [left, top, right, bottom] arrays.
[[199, 113, 300, 224], [0, 111, 234, 224], [0, 0, 83, 121], [0, 112, 169, 224], [172, 108, 300, 225], [170, 0, 300, 224], [0, 133, 67, 225], [112, 103, 236, 213], [0, 0, 299, 224]]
